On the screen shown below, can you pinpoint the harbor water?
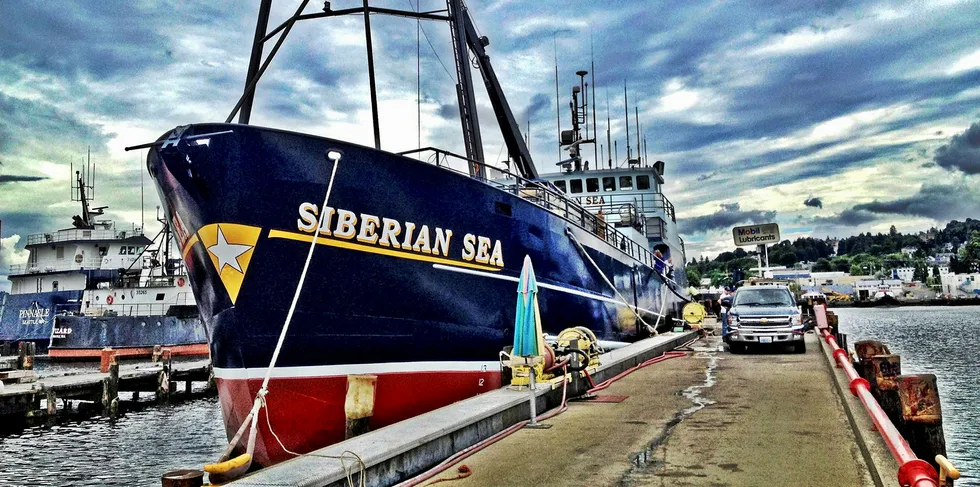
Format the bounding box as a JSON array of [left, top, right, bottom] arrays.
[[0, 306, 976, 486]]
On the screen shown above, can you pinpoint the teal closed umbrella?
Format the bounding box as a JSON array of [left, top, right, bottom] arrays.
[[512, 255, 545, 358]]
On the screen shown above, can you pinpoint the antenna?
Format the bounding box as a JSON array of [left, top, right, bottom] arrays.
[[624, 80, 631, 161], [140, 151, 145, 231], [590, 32, 598, 168], [634, 106, 640, 165], [606, 88, 612, 168], [614, 140, 618, 165], [554, 36, 561, 164]]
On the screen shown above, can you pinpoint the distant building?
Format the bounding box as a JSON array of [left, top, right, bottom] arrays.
[[939, 272, 980, 297], [854, 279, 903, 301], [895, 267, 916, 283], [934, 253, 956, 265], [901, 246, 917, 257]]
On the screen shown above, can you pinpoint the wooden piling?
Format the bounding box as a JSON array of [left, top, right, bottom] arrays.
[[46, 389, 57, 416], [152, 345, 163, 363], [896, 374, 948, 480], [157, 349, 173, 403], [185, 380, 192, 395], [103, 359, 120, 418]]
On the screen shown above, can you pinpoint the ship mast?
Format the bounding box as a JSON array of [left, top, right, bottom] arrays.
[[226, 0, 538, 180]]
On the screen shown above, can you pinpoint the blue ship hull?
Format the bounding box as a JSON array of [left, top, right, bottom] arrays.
[[148, 123, 688, 464], [0, 291, 82, 351]]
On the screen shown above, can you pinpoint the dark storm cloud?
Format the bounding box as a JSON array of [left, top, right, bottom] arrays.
[[520, 93, 551, 125], [678, 202, 777, 234], [0, 92, 112, 158], [934, 121, 980, 174], [852, 182, 980, 221], [811, 208, 877, 227], [0, 175, 47, 184], [0, 2, 177, 81], [803, 197, 823, 208]]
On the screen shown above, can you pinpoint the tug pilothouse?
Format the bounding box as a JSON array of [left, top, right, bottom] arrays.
[[0, 154, 207, 358]]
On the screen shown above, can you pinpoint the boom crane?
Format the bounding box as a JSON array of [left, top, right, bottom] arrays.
[[449, 0, 538, 179]]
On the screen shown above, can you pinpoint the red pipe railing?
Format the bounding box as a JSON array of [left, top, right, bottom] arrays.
[[814, 304, 939, 487]]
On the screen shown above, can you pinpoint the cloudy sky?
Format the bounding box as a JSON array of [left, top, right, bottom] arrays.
[[1, 0, 980, 290]]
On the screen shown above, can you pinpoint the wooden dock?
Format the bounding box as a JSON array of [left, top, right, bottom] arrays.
[[0, 356, 213, 420]]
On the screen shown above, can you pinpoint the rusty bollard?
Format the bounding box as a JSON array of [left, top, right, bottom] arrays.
[[152, 345, 163, 363], [99, 347, 117, 373], [18, 341, 36, 370], [897, 374, 948, 482], [867, 354, 902, 427], [161, 469, 204, 487], [853, 340, 889, 384]]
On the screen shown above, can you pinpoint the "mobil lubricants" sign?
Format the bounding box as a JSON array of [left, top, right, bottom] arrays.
[[732, 223, 780, 247]]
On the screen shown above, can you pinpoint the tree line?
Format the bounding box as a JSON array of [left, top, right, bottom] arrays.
[[686, 219, 980, 287]]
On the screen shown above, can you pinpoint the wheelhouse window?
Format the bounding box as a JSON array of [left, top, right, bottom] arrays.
[[586, 178, 599, 192], [636, 175, 651, 190], [554, 180, 567, 193], [602, 177, 616, 192], [619, 176, 633, 190], [570, 179, 583, 193]]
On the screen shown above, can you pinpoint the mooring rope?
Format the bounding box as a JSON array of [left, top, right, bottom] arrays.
[[218, 150, 342, 464], [565, 228, 659, 335]]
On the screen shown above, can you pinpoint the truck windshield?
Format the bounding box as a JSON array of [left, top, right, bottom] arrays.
[[734, 288, 794, 307]]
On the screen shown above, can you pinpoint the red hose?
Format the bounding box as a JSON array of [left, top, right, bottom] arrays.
[[815, 305, 939, 487], [587, 351, 688, 394]]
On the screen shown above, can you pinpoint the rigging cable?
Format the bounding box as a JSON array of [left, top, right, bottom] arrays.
[[406, 0, 455, 82], [565, 228, 660, 335]]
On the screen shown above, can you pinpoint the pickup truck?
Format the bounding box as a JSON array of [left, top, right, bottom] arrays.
[[721, 285, 805, 353]]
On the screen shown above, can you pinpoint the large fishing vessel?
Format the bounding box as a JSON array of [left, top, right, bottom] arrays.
[[141, 0, 688, 467], [0, 160, 207, 359]]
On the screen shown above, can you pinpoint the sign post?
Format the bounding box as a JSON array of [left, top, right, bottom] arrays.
[[733, 223, 780, 277]]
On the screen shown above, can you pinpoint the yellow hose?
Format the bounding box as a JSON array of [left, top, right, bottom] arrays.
[[204, 453, 252, 474]]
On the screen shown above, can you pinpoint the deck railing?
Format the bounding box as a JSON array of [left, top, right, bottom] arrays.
[[25, 228, 141, 246], [9, 258, 105, 275], [398, 148, 671, 272]]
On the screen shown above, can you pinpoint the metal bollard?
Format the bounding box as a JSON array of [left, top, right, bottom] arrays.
[[161, 469, 204, 487]]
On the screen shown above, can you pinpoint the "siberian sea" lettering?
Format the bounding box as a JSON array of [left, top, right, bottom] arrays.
[[296, 202, 504, 267]]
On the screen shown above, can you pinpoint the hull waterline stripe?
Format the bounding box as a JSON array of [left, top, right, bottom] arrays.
[[213, 361, 501, 380], [431, 263, 665, 317], [267, 229, 502, 272]]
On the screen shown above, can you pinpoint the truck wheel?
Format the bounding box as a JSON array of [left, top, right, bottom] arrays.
[[729, 343, 744, 354]]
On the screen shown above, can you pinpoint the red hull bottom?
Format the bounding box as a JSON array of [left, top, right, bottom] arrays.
[[215, 369, 502, 466], [47, 343, 210, 360]]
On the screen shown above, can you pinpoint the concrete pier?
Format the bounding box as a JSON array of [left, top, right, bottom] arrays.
[[435, 334, 874, 486]]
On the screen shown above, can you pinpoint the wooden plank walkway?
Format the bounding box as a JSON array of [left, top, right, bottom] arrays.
[[0, 358, 212, 418]]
